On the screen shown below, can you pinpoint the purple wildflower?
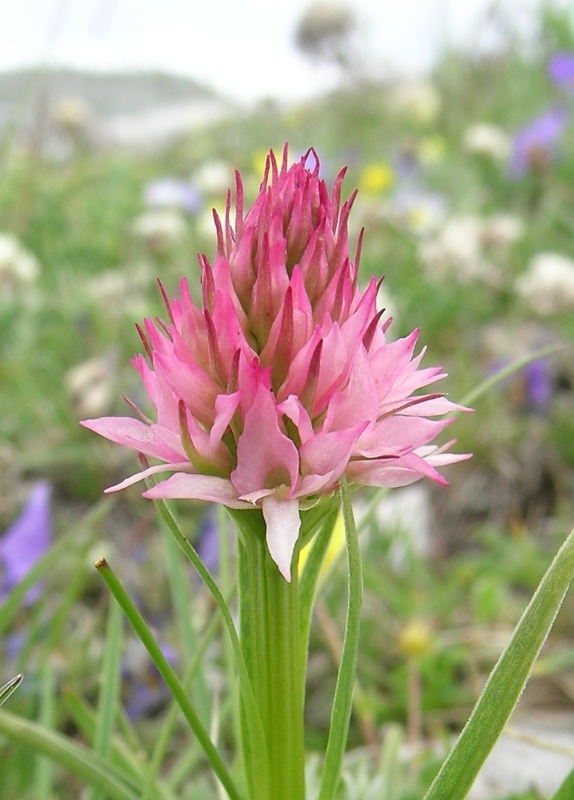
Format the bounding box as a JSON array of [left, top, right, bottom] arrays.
[[524, 359, 552, 411], [509, 109, 568, 177], [144, 178, 203, 216], [197, 509, 219, 577], [123, 641, 177, 721], [0, 482, 52, 605], [549, 52, 574, 90]]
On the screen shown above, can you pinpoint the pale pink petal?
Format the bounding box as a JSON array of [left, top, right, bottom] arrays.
[[80, 417, 183, 462], [154, 352, 218, 426], [232, 384, 300, 496], [276, 395, 314, 444], [347, 450, 449, 488], [322, 346, 378, 430], [105, 461, 191, 492], [210, 392, 241, 452], [369, 330, 419, 397], [143, 473, 252, 508], [262, 495, 301, 582], [357, 416, 452, 458], [300, 424, 368, 477], [398, 397, 471, 416]]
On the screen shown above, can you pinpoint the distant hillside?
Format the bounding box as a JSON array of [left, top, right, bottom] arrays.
[[0, 67, 237, 150], [0, 66, 220, 127]]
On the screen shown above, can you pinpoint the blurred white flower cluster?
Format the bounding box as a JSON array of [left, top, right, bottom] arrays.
[[389, 80, 442, 126], [516, 252, 574, 314], [0, 233, 40, 302], [387, 189, 447, 236], [84, 263, 153, 319], [419, 214, 524, 284], [191, 159, 234, 197], [132, 210, 187, 251], [463, 123, 511, 162], [65, 355, 116, 418]]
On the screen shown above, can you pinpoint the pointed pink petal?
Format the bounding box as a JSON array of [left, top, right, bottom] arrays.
[[153, 352, 218, 426], [300, 423, 368, 478], [105, 461, 191, 492], [232, 384, 299, 497], [399, 397, 472, 416], [357, 416, 452, 458], [322, 346, 378, 430], [347, 451, 449, 488], [81, 417, 183, 462], [210, 392, 241, 451], [262, 495, 301, 582], [143, 473, 251, 507], [276, 395, 314, 444]]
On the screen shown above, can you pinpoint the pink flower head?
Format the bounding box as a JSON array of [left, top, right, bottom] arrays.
[[82, 146, 470, 581]]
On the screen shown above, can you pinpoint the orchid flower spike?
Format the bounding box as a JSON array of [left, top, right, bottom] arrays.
[[83, 146, 470, 581]]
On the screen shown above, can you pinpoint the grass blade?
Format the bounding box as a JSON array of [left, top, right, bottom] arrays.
[[0, 708, 140, 800], [318, 476, 363, 800], [144, 595, 231, 800], [298, 502, 340, 673], [551, 768, 574, 800], [459, 343, 562, 408], [163, 525, 211, 725], [95, 557, 244, 800], [88, 595, 123, 800], [35, 662, 57, 799], [424, 527, 574, 800], [154, 497, 269, 798], [0, 674, 23, 706]]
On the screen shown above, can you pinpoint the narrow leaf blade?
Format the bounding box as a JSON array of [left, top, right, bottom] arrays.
[[424, 527, 574, 800]]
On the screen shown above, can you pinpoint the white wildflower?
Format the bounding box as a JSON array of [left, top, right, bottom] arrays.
[[51, 97, 90, 132], [191, 160, 234, 197], [463, 123, 511, 162], [390, 190, 447, 236], [132, 210, 186, 250], [419, 215, 485, 281], [481, 214, 525, 249], [516, 252, 574, 314], [84, 263, 152, 318], [66, 356, 116, 418], [0, 234, 40, 299], [389, 80, 441, 126]]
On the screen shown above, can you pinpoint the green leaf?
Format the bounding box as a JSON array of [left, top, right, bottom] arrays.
[[88, 595, 123, 800], [299, 502, 340, 672], [424, 527, 574, 800], [95, 557, 244, 800], [162, 527, 211, 725], [378, 724, 404, 800], [144, 599, 229, 800], [63, 690, 180, 800], [62, 690, 153, 791], [155, 499, 269, 799], [0, 709, 140, 800], [318, 476, 363, 800], [550, 767, 574, 800], [0, 674, 23, 706], [35, 662, 57, 798]]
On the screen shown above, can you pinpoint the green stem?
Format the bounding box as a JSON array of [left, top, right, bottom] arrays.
[[234, 510, 306, 800]]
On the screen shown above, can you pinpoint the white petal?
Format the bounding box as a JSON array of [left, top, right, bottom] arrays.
[[262, 496, 301, 582]]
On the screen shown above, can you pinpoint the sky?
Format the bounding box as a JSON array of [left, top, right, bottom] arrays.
[[0, 0, 565, 104]]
